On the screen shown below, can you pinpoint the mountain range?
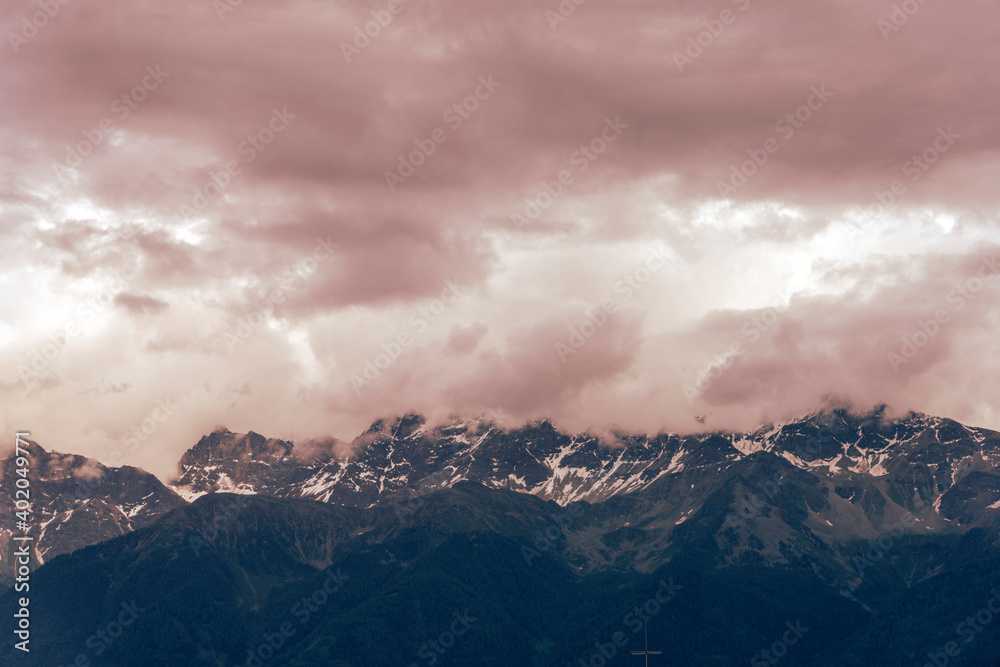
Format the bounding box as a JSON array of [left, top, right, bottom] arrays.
[[2, 407, 1000, 665]]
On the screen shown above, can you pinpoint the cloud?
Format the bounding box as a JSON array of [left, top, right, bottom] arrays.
[[0, 0, 998, 478], [114, 292, 169, 315], [72, 459, 105, 482], [447, 322, 488, 355]]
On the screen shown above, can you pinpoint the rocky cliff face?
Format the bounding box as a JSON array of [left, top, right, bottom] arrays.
[[6, 407, 1000, 584], [0, 440, 185, 586], [172, 408, 1000, 525]]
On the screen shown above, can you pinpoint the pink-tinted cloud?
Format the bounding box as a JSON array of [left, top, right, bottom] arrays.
[[1, 0, 999, 477]]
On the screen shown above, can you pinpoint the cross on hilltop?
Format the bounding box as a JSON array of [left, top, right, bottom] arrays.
[[630, 621, 663, 666]]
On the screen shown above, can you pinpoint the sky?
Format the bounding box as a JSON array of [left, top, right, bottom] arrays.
[[1, 0, 999, 479]]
